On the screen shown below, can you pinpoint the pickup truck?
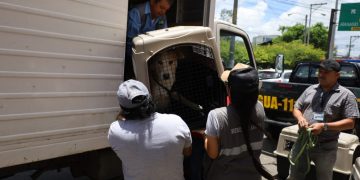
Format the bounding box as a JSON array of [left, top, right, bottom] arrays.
[[259, 60, 360, 135]]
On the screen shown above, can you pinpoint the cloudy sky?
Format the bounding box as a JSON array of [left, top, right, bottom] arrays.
[[215, 0, 360, 58]]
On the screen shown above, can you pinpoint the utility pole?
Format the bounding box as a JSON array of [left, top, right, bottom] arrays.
[[288, 13, 308, 44], [307, 3, 327, 45], [326, 9, 337, 59], [348, 36, 360, 58], [228, 0, 238, 68], [232, 0, 238, 25], [327, 0, 339, 59], [304, 14, 308, 44]]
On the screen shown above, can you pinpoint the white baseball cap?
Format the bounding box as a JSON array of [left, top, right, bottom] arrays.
[[117, 80, 149, 109]]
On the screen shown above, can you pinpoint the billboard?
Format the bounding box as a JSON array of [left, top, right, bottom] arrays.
[[338, 3, 360, 31]]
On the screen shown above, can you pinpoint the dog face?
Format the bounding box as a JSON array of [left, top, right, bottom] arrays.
[[150, 51, 178, 90], [149, 51, 180, 111]]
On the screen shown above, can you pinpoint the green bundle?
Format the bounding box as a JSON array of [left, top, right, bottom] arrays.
[[288, 128, 317, 175]]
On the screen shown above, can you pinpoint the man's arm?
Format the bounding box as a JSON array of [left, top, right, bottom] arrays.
[[309, 118, 355, 135], [327, 118, 355, 131], [204, 110, 220, 159], [127, 9, 141, 39], [204, 135, 219, 159], [293, 88, 309, 129]]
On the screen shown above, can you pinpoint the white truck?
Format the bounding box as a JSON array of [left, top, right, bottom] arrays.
[[0, 0, 256, 179]]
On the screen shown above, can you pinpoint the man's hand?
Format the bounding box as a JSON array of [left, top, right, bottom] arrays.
[[294, 108, 308, 129], [298, 117, 309, 129], [309, 123, 324, 135]]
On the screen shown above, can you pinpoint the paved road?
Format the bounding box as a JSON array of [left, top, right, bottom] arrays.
[[3, 136, 278, 180], [261, 135, 279, 179], [2, 168, 90, 180]]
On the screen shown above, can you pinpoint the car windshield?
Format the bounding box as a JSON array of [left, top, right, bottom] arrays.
[[283, 72, 291, 79], [258, 71, 279, 79]]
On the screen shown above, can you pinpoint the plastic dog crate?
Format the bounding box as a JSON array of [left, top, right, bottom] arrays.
[[274, 125, 360, 180]]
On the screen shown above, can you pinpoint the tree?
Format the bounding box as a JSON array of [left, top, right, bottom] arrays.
[[220, 9, 233, 23], [220, 36, 249, 65], [254, 40, 325, 69], [276, 23, 305, 43], [274, 22, 328, 51], [309, 23, 328, 51]]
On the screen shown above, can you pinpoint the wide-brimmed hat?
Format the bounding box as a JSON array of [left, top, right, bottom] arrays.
[[117, 80, 149, 109], [221, 63, 261, 92]]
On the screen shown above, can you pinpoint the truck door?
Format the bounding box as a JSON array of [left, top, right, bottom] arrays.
[[0, 0, 126, 170]]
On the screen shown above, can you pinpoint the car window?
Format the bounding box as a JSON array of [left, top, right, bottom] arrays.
[[340, 65, 357, 78], [338, 64, 359, 87], [309, 66, 319, 78], [283, 72, 291, 79], [220, 31, 251, 69], [259, 71, 279, 79], [294, 66, 309, 78]]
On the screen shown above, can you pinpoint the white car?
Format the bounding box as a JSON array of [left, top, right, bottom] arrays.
[[258, 69, 292, 83]]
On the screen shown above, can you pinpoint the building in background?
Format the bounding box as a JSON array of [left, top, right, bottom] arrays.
[[253, 35, 279, 45]]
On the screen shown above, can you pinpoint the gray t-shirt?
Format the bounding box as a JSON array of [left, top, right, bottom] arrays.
[[205, 101, 265, 180], [108, 112, 192, 180], [295, 83, 360, 141]]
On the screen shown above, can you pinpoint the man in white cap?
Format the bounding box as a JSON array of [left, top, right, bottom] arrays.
[[108, 79, 192, 180]]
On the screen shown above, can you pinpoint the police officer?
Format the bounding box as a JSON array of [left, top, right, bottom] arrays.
[[289, 59, 360, 180]]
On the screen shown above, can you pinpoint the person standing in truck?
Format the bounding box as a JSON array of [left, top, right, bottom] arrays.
[[289, 59, 360, 180], [125, 0, 174, 80], [108, 79, 192, 180], [204, 63, 273, 180]]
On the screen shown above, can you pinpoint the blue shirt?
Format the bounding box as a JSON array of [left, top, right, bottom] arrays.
[[126, 1, 167, 55]]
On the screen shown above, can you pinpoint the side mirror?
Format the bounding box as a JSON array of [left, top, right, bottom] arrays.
[[275, 54, 284, 74]]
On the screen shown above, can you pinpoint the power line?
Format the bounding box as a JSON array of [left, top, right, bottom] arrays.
[[271, 0, 331, 13], [222, 0, 330, 13], [216, 0, 330, 22], [217, 6, 329, 22], [267, 4, 318, 16], [277, 0, 329, 9], [267, 5, 329, 21]]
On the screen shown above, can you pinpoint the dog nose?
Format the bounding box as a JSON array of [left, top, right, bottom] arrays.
[[163, 73, 170, 80]]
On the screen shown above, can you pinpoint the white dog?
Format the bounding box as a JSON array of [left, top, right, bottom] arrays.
[[149, 51, 179, 110]]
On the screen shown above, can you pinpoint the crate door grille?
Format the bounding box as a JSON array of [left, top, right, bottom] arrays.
[[148, 45, 226, 128]]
